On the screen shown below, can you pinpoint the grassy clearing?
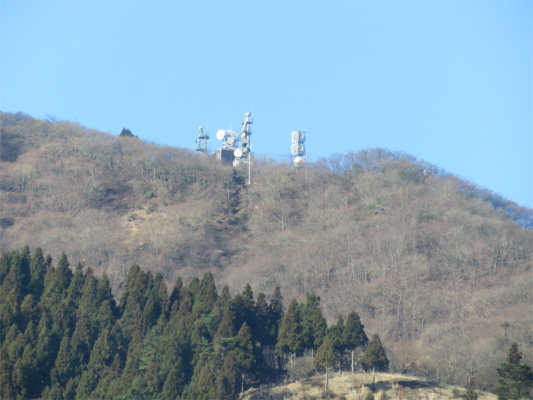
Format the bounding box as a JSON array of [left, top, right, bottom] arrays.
[[243, 372, 497, 400]]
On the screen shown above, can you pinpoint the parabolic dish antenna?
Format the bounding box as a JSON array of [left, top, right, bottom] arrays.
[[227, 136, 235, 144], [234, 148, 243, 158], [216, 129, 226, 140], [294, 157, 305, 168]]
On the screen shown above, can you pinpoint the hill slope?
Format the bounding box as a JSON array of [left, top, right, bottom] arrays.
[[1, 111, 531, 392]]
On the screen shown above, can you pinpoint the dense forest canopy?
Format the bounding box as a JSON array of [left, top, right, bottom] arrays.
[[1, 111, 531, 393], [1, 249, 379, 399]]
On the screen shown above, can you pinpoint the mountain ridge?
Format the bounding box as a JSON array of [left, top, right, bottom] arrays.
[[1, 111, 531, 392]]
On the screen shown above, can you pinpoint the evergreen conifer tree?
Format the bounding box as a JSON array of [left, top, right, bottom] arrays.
[[255, 292, 272, 348], [234, 322, 257, 372], [216, 350, 241, 399], [54, 333, 74, 386], [343, 311, 368, 373], [168, 276, 183, 314], [29, 247, 46, 298], [214, 305, 235, 343], [361, 334, 389, 372], [315, 338, 340, 392], [161, 367, 182, 399], [144, 357, 160, 394], [276, 299, 304, 365], [497, 343, 532, 400], [301, 292, 327, 355], [41, 253, 73, 310]]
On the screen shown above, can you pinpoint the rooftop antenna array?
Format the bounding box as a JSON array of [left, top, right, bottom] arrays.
[[195, 126, 209, 154]]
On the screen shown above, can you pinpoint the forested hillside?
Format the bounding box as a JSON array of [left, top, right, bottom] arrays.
[[1, 111, 532, 392], [1, 249, 380, 399]]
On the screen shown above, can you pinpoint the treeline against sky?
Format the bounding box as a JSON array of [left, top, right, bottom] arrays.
[[0, 246, 383, 400]]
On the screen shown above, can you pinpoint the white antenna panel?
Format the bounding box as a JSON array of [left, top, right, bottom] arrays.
[[216, 129, 226, 140], [294, 157, 304, 168], [234, 148, 243, 158]]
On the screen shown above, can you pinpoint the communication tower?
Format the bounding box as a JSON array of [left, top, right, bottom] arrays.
[[234, 112, 253, 167], [291, 130, 306, 168], [195, 126, 209, 154], [214, 128, 240, 163]]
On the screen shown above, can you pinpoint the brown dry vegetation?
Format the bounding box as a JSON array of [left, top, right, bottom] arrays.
[[243, 371, 497, 400], [1, 111, 532, 393]]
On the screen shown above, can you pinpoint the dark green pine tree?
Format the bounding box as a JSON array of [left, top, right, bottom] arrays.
[[327, 314, 346, 356], [119, 264, 142, 315], [241, 283, 257, 336], [144, 357, 161, 395], [120, 265, 149, 340], [270, 286, 285, 369], [96, 300, 117, 332], [20, 245, 31, 289], [142, 296, 157, 331], [343, 311, 368, 374], [234, 322, 257, 373], [231, 293, 247, 333], [35, 326, 55, 393], [497, 343, 532, 400], [213, 284, 232, 328], [159, 325, 189, 398], [270, 286, 284, 335], [188, 276, 200, 303], [97, 272, 118, 315], [69, 313, 95, 373], [215, 350, 241, 400], [168, 276, 184, 315], [361, 334, 389, 372], [255, 292, 272, 348], [12, 357, 28, 399], [28, 247, 47, 299], [77, 269, 100, 320], [315, 338, 341, 392], [63, 264, 84, 313], [0, 251, 14, 285], [155, 277, 169, 320], [76, 367, 98, 400], [194, 360, 217, 400], [23, 320, 38, 347], [276, 299, 305, 365], [0, 266, 24, 338], [214, 305, 235, 343], [192, 272, 218, 317], [161, 366, 183, 400], [64, 376, 78, 400], [0, 347, 15, 399], [54, 332, 75, 387], [41, 253, 73, 311], [21, 343, 39, 398], [301, 292, 327, 355]]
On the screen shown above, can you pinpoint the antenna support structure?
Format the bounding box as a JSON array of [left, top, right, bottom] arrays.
[[291, 130, 308, 179], [195, 126, 209, 154]]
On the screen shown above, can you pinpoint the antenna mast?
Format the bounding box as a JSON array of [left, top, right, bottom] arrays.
[[195, 126, 209, 154]]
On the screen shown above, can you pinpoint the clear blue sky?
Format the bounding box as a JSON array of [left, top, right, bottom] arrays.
[[2, 1, 532, 208]]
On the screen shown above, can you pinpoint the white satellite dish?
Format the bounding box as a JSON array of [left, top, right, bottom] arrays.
[[234, 148, 243, 158], [294, 157, 305, 168], [216, 129, 226, 140], [227, 136, 235, 144]]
